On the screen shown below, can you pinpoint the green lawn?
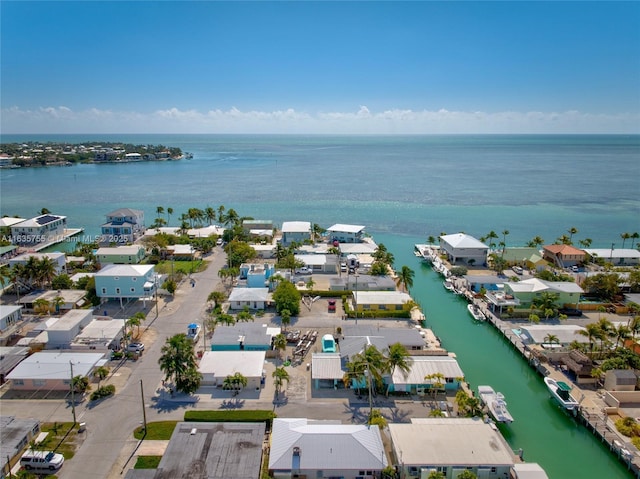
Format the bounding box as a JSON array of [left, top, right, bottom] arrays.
[[133, 421, 177, 440], [38, 422, 81, 460], [134, 455, 162, 469], [154, 260, 206, 275]]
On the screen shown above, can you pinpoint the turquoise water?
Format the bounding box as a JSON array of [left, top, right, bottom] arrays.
[[377, 232, 632, 479], [1, 134, 639, 477]]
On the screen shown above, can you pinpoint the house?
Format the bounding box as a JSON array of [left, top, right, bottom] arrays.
[[389, 355, 465, 395], [604, 369, 637, 391], [18, 289, 87, 313], [269, 418, 387, 479], [0, 346, 29, 383], [352, 291, 413, 314], [439, 233, 489, 266], [0, 416, 41, 470], [341, 326, 427, 352], [10, 214, 67, 247], [502, 247, 547, 271], [327, 224, 366, 243], [329, 274, 396, 292], [94, 264, 156, 305], [239, 263, 276, 287], [227, 287, 271, 310], [243, 219, 274, 235], [503, 278, 583, 308], [123, 422, 265, 479], [311, 353, 344, 389], [281, 221, 312, 245], [517, 325, 589, 347], [584, 248, 640, 266], [101, 208, 145, 243], [44, 309, 94, 349], [10, 252, 67, 275], [0, 305, 23, 346], [0, 244, 19, 265], [96, 245, 146, 264], [542, 244, 586, 268], [210, 322, 279, 351], [163, 244, 195, 260], [388, 418, 516, 479], [198, 350, 266, 388], [6, 351, 105, 391], [295, 253, 337, 274], [70, 317, 125, 352]]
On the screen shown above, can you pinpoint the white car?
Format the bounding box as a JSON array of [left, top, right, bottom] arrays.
[[21, 451, 64, 472], [296, 266, 312, 275], [512, 266, 523, 275], [127, 342, 145, 352]]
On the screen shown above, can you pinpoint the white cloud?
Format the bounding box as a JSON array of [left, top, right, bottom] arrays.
[[1, 105, 638, 134]]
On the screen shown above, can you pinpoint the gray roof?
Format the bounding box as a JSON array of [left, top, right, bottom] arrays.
[[311, 353, 344, 380], [211, 322, 272, 347], [269, 418, 387, 471], [1, 416, 40, 460], [342, 326, 424, 347], [6, 351, 105, 381], [156, 422, 265, 479]]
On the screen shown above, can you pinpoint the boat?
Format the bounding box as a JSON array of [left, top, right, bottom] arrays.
[[467, 303, 486, 321], [544, 377, 579, 412], [443, 280, 456, 293], [187, 322, 201, 342], [478, 385, 514, 424]]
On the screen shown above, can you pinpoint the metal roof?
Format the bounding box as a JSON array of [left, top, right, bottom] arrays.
[[198, 351, 266, 378], [211, 322, 273, 347], [6, 351, 105, 380], [269, 418, 387, 471], [440, 233, 488, 250], [327, 224, 366, 234], [95, 264, 154, 277], [311, 353, 343, 380], [391, 356, 464, 385]]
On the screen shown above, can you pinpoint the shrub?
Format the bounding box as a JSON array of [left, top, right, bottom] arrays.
[[615, 417, 640, 437], [90, 384, 115, 401], [184, 410, 276, 424]]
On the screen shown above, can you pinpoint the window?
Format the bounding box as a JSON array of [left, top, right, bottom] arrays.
[[32, 379, 46, 387], [115, 288, 121, 294], [13, 379, 24, 386], [114, 277, 119, 280], [101, 288, 106, 294], [379, 304, 386, 310], [130, 288, 135, 292], [132, 277, 137, 281]]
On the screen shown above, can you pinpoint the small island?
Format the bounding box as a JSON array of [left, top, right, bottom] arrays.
[[0, 141, 185, 168]]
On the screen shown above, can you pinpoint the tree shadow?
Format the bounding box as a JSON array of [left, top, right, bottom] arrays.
[[149, 395, 192, 413], [220, 398, 245, 409]]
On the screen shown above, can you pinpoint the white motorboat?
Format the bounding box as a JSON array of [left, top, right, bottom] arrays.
[[467, 303, 486, 321], [443, 280, 456, 293], [544, 377, 579, 412], [478, 385, 513, 424]]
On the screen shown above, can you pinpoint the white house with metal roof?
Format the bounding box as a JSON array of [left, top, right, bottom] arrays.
[[198, 350, 266, 389], [227, 287, 271, 310], [0, 305, 23, 346], [96, 245, 146, 264], [584, 248, 640, 266], [9, 252, 67, 275], [327, 224, 366, 243], [6, 351, 105, 391], [440, 233, 489, 265], [269, 418, 387, 479], [389, 418, 516, 479], [281, 221, 312, 245]]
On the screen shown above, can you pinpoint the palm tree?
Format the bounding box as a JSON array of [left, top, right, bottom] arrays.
[[630, 232, 639, 249], [127, 311, 146, 338], [395, 265, 415, 293], [205, 206, 217, 225], [543, 334, 559, 346], [280, 309, 291, 331], [613, 324, 631, 348], [236, 307, 254, 323], [425, 372, 445, 399], [93, 366, 110, 388], [486, 230, 498, 250], [207, 290, 226, 310], [567, 226, 578, 243], [427, 235, 436, 246], [156, 206, 164, 220], [368, 409, 388, 429], [579, 238, 592, 248], [620, 232, 631, 249], [527, 236, 544, 248], [501, 229, 510, 257], [223, 372, 248, 395], [166, 207, 173, 225], [33, 298, 51, 316], [576, 323, 604, 355], [273, 333, 287, 364], [272, 366, 290, 398], [385, 343, 411, 395], [158, 333, 201, 394]]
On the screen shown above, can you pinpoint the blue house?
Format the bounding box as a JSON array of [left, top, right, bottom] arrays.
[[239, 263, 276, 288], [94, 264, 156, 308], [210, 322, 279, 351]]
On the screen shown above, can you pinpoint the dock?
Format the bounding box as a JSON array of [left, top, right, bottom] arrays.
[[430, 256, 640, 477]]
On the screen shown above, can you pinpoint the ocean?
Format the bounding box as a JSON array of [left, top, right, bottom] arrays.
[[1, 134, 638, 246], [1, 134, 639, 478]]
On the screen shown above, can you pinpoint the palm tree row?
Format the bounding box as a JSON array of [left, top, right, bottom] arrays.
[[9, 256, 58, 290]]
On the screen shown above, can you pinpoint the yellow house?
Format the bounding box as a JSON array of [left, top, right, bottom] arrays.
[[353, 291, 413, 313]]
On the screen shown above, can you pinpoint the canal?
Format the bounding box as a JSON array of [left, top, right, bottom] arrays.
[[378, 234, 632, 479]]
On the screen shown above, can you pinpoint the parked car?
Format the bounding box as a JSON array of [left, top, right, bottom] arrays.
[[512, 266, 523, 275], [328, 299, 336, 312], [340, 262, 347, 273], [127, 342, 145, 352], [216, 238, 223, 246], [20, 451, 64, 472], [296, 266, 312, 275]]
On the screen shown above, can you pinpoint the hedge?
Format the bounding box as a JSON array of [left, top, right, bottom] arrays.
[[184, 410, 276, 424]]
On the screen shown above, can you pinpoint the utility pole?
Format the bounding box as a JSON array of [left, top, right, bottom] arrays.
[[140, 379, 147, 434], [154, 274, 159, 319], [69, 361, 76, 425]]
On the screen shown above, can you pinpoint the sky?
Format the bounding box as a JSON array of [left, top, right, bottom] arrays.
[[1, 1, 639, 134]]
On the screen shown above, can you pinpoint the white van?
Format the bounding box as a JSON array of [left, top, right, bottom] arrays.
[[20, 450, 65, 472]]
